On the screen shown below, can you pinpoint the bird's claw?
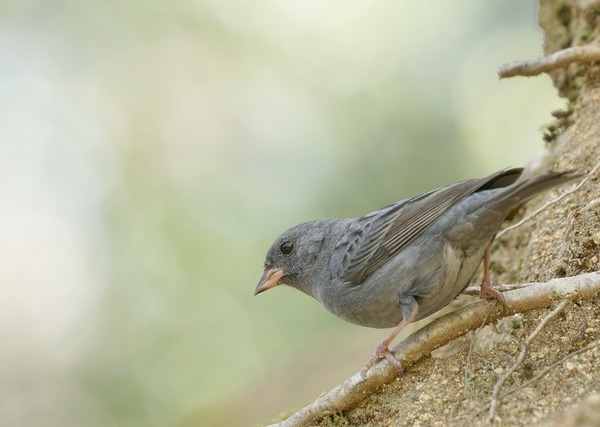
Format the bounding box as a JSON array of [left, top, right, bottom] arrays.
[[480, 277, 507, 316], [360, 343, 403, 377]]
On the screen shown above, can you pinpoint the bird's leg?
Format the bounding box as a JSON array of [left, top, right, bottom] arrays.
[[360, 297, 418, 377], [479, 243, 507, 313]]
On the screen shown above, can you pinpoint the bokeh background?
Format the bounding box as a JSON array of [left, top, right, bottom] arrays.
[[1, 1, 565, 426]]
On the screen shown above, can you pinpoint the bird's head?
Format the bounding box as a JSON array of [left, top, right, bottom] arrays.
[[254, 219, 337, 298]]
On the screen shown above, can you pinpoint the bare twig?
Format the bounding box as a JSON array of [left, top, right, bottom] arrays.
[[488, 301, 569, 423], [501, 340, 600, 399], [266, 272, 600, 427], [498, 45, 600, 78], [497, 161, 600, 239], [448, 341, 600, 422]]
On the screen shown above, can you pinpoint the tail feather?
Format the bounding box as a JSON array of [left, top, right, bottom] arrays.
[[508, 170, 581, 203]]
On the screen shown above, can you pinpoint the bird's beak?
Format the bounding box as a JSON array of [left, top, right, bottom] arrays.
[[254, 268, 286, 295]]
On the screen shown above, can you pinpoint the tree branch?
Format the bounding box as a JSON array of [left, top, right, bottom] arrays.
[[497, 45, 600, 79]]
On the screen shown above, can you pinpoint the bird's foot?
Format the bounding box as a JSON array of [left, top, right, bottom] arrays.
[[360, 342, 403, 377], [480, 276, 507, 316]]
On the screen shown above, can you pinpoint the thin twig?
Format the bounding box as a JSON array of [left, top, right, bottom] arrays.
[[500, 340, 600, 399], [498, 45, 600, 78], [449, 340, 600, 422], [497, 161, 600, 239], [488, 301, 569, 423]]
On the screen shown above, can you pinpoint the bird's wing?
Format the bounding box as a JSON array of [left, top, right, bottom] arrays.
[[334, 168, 523, 285]]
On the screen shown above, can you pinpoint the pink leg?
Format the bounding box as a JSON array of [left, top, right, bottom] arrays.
[[479, 243, 506, 311], [360, 302, 418, 377]]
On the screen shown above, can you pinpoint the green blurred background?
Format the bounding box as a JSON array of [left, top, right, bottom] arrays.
[[1, 1, 563, 426]]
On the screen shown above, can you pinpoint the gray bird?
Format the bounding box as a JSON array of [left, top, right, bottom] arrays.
[[254, 167, 578, 375]]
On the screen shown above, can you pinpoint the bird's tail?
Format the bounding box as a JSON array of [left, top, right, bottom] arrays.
[[507, 170, 582, 203]]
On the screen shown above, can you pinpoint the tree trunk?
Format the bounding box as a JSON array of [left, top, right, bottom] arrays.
[[517, 0, 600, 283]]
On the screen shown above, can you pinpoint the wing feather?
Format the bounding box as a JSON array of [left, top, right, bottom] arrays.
[[337, 168, 522, 284]]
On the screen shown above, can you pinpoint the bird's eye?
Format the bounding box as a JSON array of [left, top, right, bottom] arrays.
[[280, 241, 294, 254]]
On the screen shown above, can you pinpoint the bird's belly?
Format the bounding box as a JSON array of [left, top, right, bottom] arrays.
[[317, 240, 486, 329], [413, 245, 484, 320], [321, 284, 407, 328]]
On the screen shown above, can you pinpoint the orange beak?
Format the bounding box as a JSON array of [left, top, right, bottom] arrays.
[[254, 268, 286, 295]]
